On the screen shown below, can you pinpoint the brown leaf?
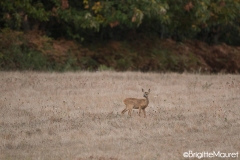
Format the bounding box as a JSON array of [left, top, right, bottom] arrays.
[[61, 0, 69, 10], [184, 1, 194, 11], [109, 21, 119, 28], [132, 15, 136, 22]]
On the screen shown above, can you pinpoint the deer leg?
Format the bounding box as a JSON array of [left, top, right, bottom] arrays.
[[128, 109, 132, 116], [138, 108, 142, 116], [121, 108, 128, 114], [143, 109, 146, 118]]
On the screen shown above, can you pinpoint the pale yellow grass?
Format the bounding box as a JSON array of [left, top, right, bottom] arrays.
[[0, 71, 240, 160]]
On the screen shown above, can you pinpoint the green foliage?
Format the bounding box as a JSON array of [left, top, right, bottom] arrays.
[[0, 43, 48, 70], [116, 57, 133, 70], [152, 49, 180, 71], [1, 28, 239, 72], [0, 0, 49, 29], [165, 0, 240, 42], [79, 56, 99, 70], [0, 29, 49, 70], [98, 0, 169, 27], [98, 64, 113, 71], [60, 56, 79, 71], [47, 0, 169, 40], [0, 0, 239, 44]]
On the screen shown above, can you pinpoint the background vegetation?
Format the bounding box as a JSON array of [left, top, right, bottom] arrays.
[[0, 0, 240, 72]]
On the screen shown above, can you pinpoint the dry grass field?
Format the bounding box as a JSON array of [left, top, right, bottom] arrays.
[[0, 71, 240, 160]]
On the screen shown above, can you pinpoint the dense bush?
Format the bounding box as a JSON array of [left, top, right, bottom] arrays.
[[0, 29, 79, 71]]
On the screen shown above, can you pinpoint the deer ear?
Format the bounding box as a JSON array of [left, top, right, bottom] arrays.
[[142, 89, 144, 92], [148, 89, 150, 92]]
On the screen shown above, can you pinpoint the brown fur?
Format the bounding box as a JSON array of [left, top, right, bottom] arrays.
[[122, 89, 150, 118]]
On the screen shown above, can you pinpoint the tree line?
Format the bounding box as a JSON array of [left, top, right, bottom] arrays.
[[1, 0, 240, 44]]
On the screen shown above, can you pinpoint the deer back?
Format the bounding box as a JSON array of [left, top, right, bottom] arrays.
[[124, 98, 148, 109]]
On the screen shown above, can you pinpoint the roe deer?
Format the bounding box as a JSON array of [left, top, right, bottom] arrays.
[[122, 89, 150, 118]]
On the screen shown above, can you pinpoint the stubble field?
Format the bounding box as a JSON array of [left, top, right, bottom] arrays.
[[0, 71, 240, 160]]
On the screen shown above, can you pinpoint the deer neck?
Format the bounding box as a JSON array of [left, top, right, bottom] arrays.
[[145, 97, 149, 105]]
